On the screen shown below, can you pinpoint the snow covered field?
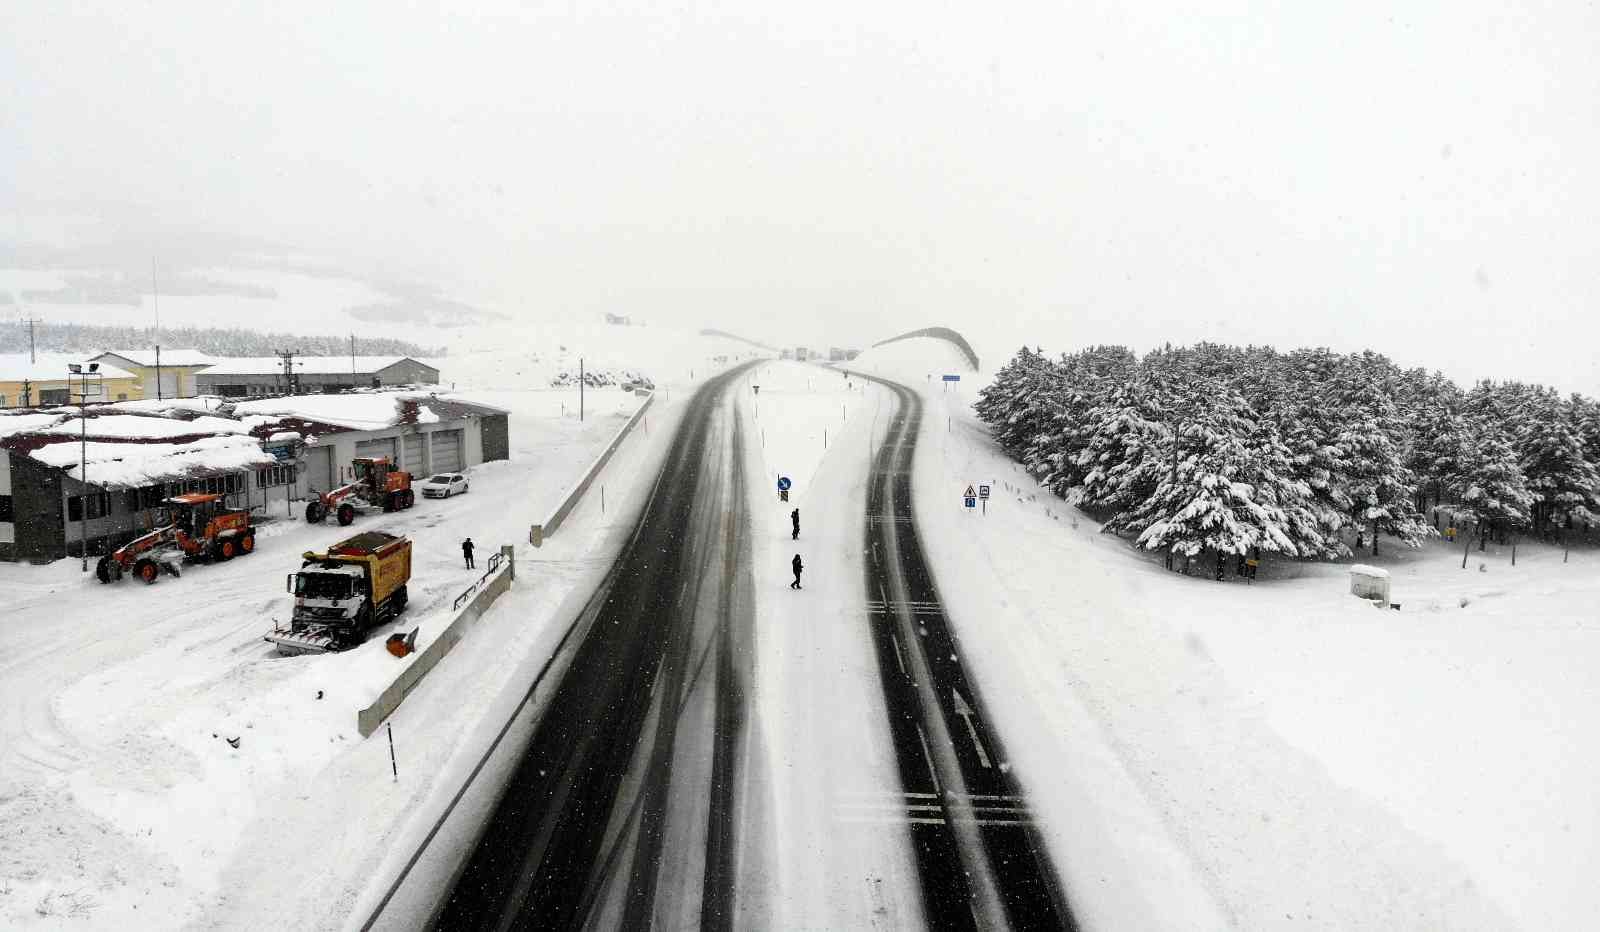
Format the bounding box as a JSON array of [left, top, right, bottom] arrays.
[[856, 337, 1600, 929], [0, 383, 654, 928]]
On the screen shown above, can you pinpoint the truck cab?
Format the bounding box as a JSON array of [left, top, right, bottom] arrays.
[[275, 531, 412, 652]]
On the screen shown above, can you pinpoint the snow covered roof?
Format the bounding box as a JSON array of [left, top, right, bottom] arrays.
[[0, 411, 71, 439], [92, 349, 218, 368], [231, 393, 412, 430], [38, 414, 250, 440], [198, 355, 437, 377], [0, 353, 138, 383], [230, 391, 504, 432], [30, 434, 277, 488]]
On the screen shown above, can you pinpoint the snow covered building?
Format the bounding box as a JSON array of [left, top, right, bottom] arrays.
[[91, 350, 218, 400], [194, 356, 439, 397], [0, 354, 143, 407], [0, 392, 507, 563], [229, 393, 508, 499]]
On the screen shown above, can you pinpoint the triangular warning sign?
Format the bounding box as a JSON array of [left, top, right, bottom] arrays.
[[964, 485, 976, 497]]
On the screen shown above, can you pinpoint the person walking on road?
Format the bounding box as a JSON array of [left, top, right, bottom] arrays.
[[791, 508, 800, 540], [790, 553, 803, 590], [462, 537, 476, 569]]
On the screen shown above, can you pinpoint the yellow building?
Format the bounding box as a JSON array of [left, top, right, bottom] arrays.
[[91, 350, 216, 400], [0, 354, 142, 407]]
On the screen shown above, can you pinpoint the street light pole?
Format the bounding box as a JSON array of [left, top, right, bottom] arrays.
[[69, 363, 99, 571]]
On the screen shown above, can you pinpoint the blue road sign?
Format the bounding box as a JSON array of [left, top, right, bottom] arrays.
[[777, 476, 792, 491], [942, 374, 961, 382], [964, 497, 977, 508]]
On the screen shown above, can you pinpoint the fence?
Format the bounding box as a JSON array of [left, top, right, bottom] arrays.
[[357, 544, 515, 738], [452, 549, 506, 611]]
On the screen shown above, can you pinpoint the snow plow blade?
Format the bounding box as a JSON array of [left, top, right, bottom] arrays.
[[265, 624, 351, 656]]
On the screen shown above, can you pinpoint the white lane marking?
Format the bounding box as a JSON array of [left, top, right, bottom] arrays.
[[915, 723, 940, 793], [890, 633, 907, 676], [951, 689, 992, 769]]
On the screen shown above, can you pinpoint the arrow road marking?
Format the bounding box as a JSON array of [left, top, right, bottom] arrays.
[[952, 689, 992, 769]]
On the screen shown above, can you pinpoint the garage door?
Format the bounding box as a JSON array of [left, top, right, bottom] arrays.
[[304, 446, 334, 492], [356, 437, 399, 465], [141, 371, 180, 399], [402, 433, 424, 474], [430, 430, 463, 473]]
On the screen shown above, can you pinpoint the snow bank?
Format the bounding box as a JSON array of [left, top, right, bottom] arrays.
[[848, 336, 975, 386]]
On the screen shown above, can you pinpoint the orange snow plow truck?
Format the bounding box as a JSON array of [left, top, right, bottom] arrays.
[[95, 493, 256, 584], [266, 531, 412, 655]]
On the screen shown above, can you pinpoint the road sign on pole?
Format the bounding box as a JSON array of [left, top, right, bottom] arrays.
[[964, 484, 976, 498], [965, 497, 977, 509], [942, 375, 961, 382], [778, 476, 792, 492], [978, 485, 990, 500]]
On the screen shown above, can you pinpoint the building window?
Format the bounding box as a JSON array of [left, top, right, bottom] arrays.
[[68, 491, 111, 521], [40, 388, 70, 405], [257, 465, 297, 487], [0, 494, 12, 522]]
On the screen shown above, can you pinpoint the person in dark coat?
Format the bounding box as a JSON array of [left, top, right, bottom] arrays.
[[790, 553, 803, 590], [791, 508, 800, 540], [462, 537, 476, 569]]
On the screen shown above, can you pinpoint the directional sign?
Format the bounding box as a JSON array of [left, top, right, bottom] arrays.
[[964, 497, 977, 509], [978, 485, 990, 500], [942, 375, 961, 382], [777, 476, 792, 492]]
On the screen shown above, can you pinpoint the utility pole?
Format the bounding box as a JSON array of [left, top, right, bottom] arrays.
[[152, 258, 162, 400], [24, 315, 41, 364], [579, 357, 585, 422], [350, 334, 357, 389], [275, 349, 298, 395]]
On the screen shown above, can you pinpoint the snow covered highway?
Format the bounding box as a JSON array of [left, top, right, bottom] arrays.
[[434, 362, 760, 928], [860, 376, 1072, 929]]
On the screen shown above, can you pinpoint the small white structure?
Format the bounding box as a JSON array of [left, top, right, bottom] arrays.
[[1349, 564, 1392, 603]]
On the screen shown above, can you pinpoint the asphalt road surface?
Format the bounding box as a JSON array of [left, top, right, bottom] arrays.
[[436, 363, 757, 930], [860, 376, 1076, 930], [435, 365, 1071, 930]]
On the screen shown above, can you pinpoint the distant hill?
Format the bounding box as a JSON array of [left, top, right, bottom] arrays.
[[0, 321, 442, 359]]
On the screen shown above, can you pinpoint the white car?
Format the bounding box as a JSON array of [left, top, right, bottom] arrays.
[[419, 473, 470, 498]]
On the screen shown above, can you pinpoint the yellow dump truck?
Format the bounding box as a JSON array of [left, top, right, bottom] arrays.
[[267, 531, 412, 655]]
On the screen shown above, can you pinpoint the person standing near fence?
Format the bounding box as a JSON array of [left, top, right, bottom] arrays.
[[462, 537, 476, 569]]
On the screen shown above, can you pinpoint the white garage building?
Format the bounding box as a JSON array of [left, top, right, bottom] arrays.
[[231, 393, 509, 500]]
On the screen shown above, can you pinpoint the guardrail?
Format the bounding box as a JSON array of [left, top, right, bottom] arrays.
[[357, 544, 515, 738], [451, 550, 505, 611], [530, 390, 655, 544]]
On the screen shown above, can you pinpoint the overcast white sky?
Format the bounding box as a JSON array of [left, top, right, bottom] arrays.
[[3, 2, 1597, 393]]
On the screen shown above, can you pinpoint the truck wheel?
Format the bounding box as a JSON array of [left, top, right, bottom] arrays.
[[239, 533, 255, 554], [135, 559, 160, 584], [305, 502, 325, 523], [392, 585, 408, 614], [382, 492, 396, 513], [95, 556, 114, 583], [217, 539, 237, 561], [337, 503, 356, 526], [402, 490, 414, 509]]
